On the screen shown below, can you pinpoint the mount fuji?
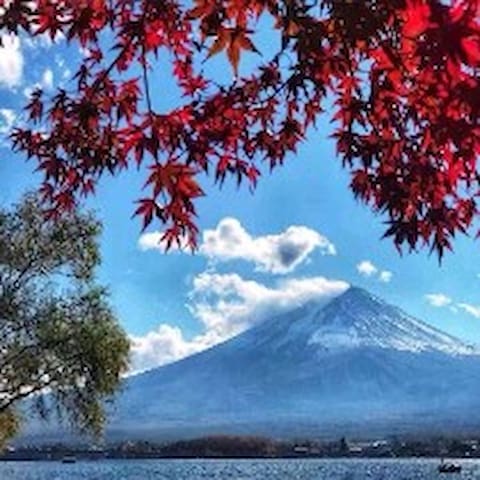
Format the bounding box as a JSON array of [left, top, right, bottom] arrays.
[[99, 287, 480, 440], [25, 287, 480, 442]]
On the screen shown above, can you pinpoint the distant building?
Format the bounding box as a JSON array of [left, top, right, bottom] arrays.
[[293, 446, 309, 454], [348, 445, 363, 454]]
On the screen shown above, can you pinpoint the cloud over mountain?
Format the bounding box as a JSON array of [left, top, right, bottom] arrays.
[[129, 274, 348, 373], [189, 272, 348, 336], [130, 324, 220, 374]]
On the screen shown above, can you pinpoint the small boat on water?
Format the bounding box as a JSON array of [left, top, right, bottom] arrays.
[[61, 455, 77, 464], [438, 459, 461, 473]]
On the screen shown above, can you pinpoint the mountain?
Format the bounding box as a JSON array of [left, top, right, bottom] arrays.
[[96, 287, 480, 440], [26, 287, 480, 442]]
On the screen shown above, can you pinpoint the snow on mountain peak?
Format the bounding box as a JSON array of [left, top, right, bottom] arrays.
[[304, 286, 476, 355]]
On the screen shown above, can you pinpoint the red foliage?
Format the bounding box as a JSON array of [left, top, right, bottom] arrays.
[[3, 0, 480, 258]]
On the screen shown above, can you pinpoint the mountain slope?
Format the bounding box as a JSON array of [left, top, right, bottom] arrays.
[[100, 287, 480, 440]]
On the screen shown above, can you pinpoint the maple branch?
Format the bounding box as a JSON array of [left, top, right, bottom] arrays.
[[89, 42, 132, 95], [141, 48, 154, 118], [5, 0, 479, 259]]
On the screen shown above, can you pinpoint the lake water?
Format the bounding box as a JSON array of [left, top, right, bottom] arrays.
[[0, 458, 477, 480]]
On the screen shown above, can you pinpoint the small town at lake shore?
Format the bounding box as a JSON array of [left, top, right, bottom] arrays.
[[3, 435, 480, 462]]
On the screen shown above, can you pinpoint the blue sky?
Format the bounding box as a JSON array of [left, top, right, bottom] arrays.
[[1, 30, 480, 372]]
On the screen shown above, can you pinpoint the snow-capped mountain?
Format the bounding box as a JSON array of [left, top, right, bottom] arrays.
[[26, 287, 480, 442], [301, 287, 475, 355], [98, 286, 480, 440]]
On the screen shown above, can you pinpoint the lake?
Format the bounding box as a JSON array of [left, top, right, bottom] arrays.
[[0, 458, 475, 480]]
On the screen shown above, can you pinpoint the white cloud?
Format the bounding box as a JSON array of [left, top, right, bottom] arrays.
[[137, 231, 188, 252], [425, 293, 452, 308], [357, 260, 393, 283], [425, 294, 480, 319], [190, 272, 348, 336], [138, 218, 335, 274], [41, 68, 53, 90], [379, 270, 393, 283], [129, 273, 349, 373], [357, 260, 378, 277], [129, 325, 220, 374], [200, 217, 336, 274], [0, 108, 16, 134], [0, 34, 23, 89], [458, 303, 480, 319]]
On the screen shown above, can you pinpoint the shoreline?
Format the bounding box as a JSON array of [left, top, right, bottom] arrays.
[[0, 455, 471, 463]]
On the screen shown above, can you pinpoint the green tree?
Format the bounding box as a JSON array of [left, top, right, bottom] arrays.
[[0, 194, 130, 447]]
